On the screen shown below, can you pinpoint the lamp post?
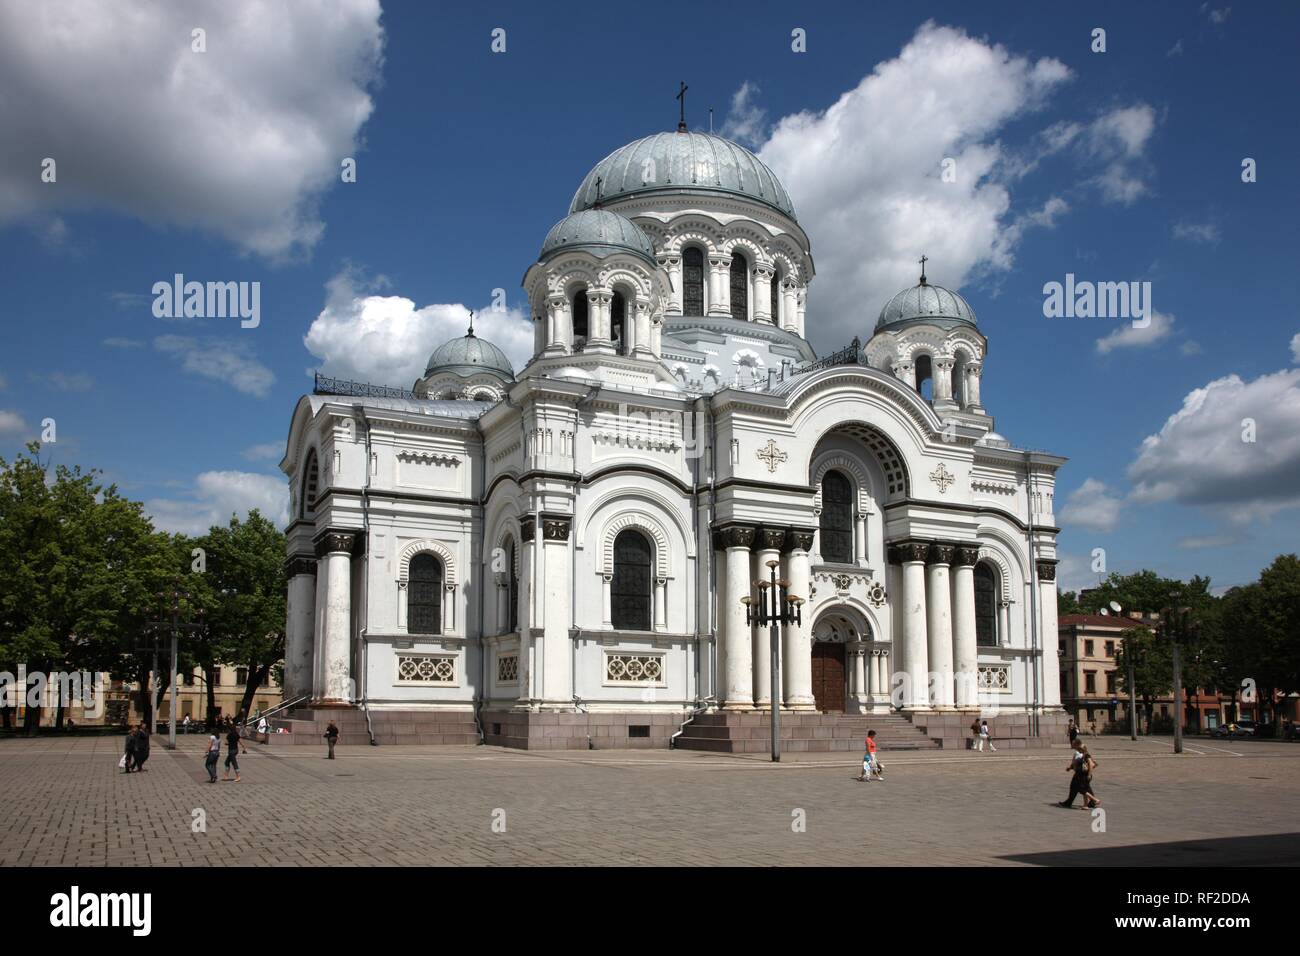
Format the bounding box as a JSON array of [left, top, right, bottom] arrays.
[[1106, 601, 1138, 741], [1160, 603, 1197, 755], [144, 581, 205, 750], [742, 558, 804, 762]]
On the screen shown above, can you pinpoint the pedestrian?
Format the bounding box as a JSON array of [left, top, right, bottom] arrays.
[[134, 723, 151, 772], [182, 714, 191, 735], [969, 716, 981, 751], [67, 717, 75, 732], [204, 729, 221, 783], [122, 726, 138, 773], [324, 721, 339, 759], [1067, 718, 1078, 744], [223, 722, 246, 782], [1057, 739, 1101, 809], [977, 719, 997, 752], [857, 729, 881, 781], [257, 714, 268, 739], [1089, 721, 1098, 737]]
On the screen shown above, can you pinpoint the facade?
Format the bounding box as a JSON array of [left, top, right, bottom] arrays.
[[280, 125, 1068, 748]]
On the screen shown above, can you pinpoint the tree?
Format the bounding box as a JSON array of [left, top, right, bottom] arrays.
[[1058, 590, 1083, 616], [1114, 625, 1173, 733], [1217, 556, 1300, 731], [1080, 570, 1213, 617], [197, 511, 286, 723]]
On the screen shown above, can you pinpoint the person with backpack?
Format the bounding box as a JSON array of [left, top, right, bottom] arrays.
[[204, 730, 221, 783], [1057, 739, 1101, 808], [223, 723, 246, 782], [324, 721, 339, 759]]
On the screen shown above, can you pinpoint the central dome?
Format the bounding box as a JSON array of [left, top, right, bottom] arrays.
[[569, 131, 795, 219]]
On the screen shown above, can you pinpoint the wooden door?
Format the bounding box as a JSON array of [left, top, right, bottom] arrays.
[[811, 642, 846, 712]]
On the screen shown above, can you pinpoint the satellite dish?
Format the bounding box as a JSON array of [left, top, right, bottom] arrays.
[[1098, 608, 1109, 616], [1109, 601, 1123, 614]]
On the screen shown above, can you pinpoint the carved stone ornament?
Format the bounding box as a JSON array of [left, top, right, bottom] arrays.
[[541, 517, 571, 541], [718, 524, 756, 550], [929, 462, 956, 494], [285, 555, 318, 577], [314, 531, 357, 558], [757, 526, 788, 551], [787, 528, 816, 553], [866, 582, 887, 608], [928, 542, 956, 566], [756, 439, 788, 474], [519, 519, 536, 543], [1036, 560, 1058, 582], [955, 546, 981, 567], [889, 541, 930, 565]]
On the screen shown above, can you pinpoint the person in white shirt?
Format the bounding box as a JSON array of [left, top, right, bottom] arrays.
[[977, 719, 997, 753]]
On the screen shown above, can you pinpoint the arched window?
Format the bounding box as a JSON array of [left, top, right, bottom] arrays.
[[300, 450, 319, 518], [951, 356, 965, 406], [975, 563, 997, 646], [571, 290, 589, 348], [506, 539, 518, 633], [409, 554, 443, 635], [472, 390, 493, 402], [770, 270, 781, 324], [916, 354, 933, 401], [611, 291, 627, 354], [682, 247, 705, 316], [729, 253, 749, 321], [611, 529, 652, 631], [819, 470, 854, 564]]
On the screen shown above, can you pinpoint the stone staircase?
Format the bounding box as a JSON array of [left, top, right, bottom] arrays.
[[673, 711, 940, 754], [267, 707, 480, 747]]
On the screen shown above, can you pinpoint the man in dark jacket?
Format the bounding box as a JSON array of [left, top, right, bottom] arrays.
[[123, 727, 138, 773], [134, 724, 151, 771]]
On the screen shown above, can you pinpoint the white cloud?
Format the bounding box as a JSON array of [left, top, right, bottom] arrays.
[[0, 409, 30, 436], [304, 270, 534, 388], [1177, 533, 1240, 550], [0, 0, 384, 260], [1173, 220, 1220, 244], [1059, 478, 1123, 532], [720, 81, 768, 147], [1201, 4, 1232, 25], [1166, 39, 1184, 57], [154, 335, 275, 398], [755, 22, 1072, 346], [1032, 105, 1158, 205], [36, 371, 94, 392], [1290, 332, 1300, 364], [145, 470, 289, 537], [103, 337, 145, 349], [1095, 309, 1176, 355], [1128, 365, 1300, 520]]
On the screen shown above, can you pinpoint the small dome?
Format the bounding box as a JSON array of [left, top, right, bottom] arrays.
[[876, 278, 978, 333], [539, 209, 656, 265], [570, 131, 796, 219], [424, 329, 514, 380]]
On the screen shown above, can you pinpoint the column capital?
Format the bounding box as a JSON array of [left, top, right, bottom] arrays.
[[313, 530, 358, 558], [1036, 559, 1058, 581], [888, 539, 930, 564], [785, 527, 816, 553], [927, 542, 957, 566], [755, 526, 788, 552], [714, 523, 757, 550], [540, 514, 571, 541], [519, 517, 536, 542], [285, 554, 318, 577], [954, 545, 981, 567]]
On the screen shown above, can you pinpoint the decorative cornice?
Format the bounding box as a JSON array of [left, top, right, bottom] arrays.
[[927, 542, 957, 566], [314, 530, 358, 558]]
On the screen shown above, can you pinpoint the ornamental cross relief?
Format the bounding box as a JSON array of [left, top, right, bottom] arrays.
[[756, 439, 787, 473], [929, 462, 955, 493]]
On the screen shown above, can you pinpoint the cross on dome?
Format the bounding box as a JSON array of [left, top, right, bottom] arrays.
[[676, 81, 688, 131], [919, 255, 929, 285]]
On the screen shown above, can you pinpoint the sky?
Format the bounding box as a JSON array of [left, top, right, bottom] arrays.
[[1, 0, 1298, 596]]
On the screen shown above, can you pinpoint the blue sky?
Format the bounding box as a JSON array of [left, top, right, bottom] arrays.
[[1, 0, 1297, 595]]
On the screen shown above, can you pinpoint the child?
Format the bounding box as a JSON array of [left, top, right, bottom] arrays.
[[857, 729, 881, 781]]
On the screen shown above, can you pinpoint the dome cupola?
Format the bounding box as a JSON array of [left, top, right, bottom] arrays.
[[538, 209, 656, 266], [875, 259, 978, 333], [423, 318, 514, 381]]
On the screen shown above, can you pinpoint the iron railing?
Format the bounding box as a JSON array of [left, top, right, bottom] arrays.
[[313, 372, 419, 401], [793, 337, 862, 376]]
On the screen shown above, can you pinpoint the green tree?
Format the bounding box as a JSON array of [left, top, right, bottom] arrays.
[[197, 510, 286, 722], [1058, 590, 1083, 616], [1114, 625, 1174, 733]]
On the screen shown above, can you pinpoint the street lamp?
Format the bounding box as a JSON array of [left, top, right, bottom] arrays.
[[144, 581, 205, 750], [1159, 602, 1197, 755], [742, 559, 804, 762], [1102, 601, 1139, 740]]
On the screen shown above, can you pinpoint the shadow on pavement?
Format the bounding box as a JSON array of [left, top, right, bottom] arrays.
[[1001, 832, 1300, 866]]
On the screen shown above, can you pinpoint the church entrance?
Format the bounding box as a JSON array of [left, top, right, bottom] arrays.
[[811, 642, 846, 713]]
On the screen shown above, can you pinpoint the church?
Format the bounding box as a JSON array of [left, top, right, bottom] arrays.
[[278, 113, 1068, 751]]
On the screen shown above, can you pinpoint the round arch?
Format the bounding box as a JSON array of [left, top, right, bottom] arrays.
[[398, 539, 458, 586], [598, 511, 673, 579]]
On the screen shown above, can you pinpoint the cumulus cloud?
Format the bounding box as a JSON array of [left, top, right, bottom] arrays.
[[1290, 332, 1300, 364], [720, 82, 768, 147], [304, 270, 534, 388], [1177, 533, 1240, 550], [1128, 365, 1300, 521], [0, 0, 384, 260], [1036, 105, 1158, 204], [754, 22, 1071, 345], [145, 470, 289, 536], [1095, 309, 1176, 355], [154, 335, 275, 398], [1059, 478, 1123, 532], [0, 409, 30, 436]]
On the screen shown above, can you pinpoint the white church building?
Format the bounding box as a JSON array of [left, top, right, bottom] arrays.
[[279, 120, 1068, 750]]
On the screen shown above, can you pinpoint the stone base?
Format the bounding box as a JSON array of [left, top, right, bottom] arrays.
[[674, 712, 939, 754], [480, 711, 683, 750], [268, 706, 479, 746], [904, 711, 1071, 751]]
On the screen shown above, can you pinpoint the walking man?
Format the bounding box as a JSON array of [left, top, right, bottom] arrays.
[[977, 719, 997, 752], [324, 721, 339, 759], [223, 722, 246, 782], [134, 723, 151, 772], [970, 717, 981, 751], [204, 729, 221, 783], [1057, 739, 1101, 809]]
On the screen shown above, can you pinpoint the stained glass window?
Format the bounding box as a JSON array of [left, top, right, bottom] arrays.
[[819, 470, 853, 564], [611, 530, 652, 631], [409, 553, 443, 635], [975, 562, 997, 646]]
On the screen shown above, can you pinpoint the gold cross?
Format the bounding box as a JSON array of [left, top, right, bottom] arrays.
[[756, 439, 788, 473]]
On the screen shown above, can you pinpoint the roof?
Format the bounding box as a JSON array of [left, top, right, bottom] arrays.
[[569, 130, 796, 219], [1059, 614, 1151, 630], [538, 208, 656, 266], [875, 279, 978, 333], [423, 331, 514, 380]]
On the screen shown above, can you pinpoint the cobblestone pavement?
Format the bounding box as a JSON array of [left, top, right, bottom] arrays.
[[1, 734, 1297, 866]]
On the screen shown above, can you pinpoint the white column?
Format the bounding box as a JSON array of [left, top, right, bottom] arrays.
[[894, 542, 931, 710], [663, 257, 682, 314], [952, 548, 979, 709], [782, 282, 798, 332], [926, 544, 956, 710], [1039, 560, 1062, 709], [721, 526, 755, 710], [998, 600, 1012, 647], [895, 360, 916, 390], [933, 358, 955, 403], [601, 574, 612, 627], [854, 512, 867, 564], [784, 530, 815, 711], [966, 363, 984, 409], [539, 516, 572, 708], [654, 578, 667, 632], [753, 532, 782, 708], [634, 300, 652, 357], [545, 295, 567, 355], [869, 649, 881, 696], [708, 257, 730, 317], [796, 285, 807, 337], [753, 267, 773, 323], [316, 532, 355, 704], [517, 521, 536, 707], [853, 646, 866, 699], [443, 584, 456, 634], [284, 559, 316, 700]]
